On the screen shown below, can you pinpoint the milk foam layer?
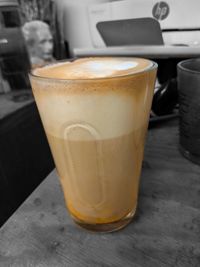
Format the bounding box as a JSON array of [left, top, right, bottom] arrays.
[[34, 57, 152, 79], [31, 57, 155, 140]]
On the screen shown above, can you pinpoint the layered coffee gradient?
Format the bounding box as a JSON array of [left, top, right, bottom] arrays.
[[31, 57, 156, 227]]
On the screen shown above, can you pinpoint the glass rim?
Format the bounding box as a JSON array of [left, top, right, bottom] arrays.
[[29, 57, 158, 83], [178, 58, 200, 75]]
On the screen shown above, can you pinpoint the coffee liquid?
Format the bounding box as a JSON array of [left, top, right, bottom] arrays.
[[31, 57, 156, 227]]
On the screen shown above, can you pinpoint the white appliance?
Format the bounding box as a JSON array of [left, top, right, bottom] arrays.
[[55, 0, 200, 55], [88, 0, 200, 47]]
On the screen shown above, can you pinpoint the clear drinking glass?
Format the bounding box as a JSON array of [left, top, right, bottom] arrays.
[[30, 58, 157, 232], [178, 58, 200, 165]]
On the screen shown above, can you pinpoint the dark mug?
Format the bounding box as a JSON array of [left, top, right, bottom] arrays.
[[177, 58, 200, 164]]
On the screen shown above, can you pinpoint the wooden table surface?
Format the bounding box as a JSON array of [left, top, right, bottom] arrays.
[[0, 120, 200, 267]]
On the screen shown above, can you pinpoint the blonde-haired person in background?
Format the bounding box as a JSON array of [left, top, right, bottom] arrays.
[[22, 20, 55, 68]]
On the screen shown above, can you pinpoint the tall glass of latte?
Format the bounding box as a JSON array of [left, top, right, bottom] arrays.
[[30, 57, 157, 232]]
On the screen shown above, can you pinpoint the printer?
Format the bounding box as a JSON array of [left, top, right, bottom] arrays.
[[88, 0, 200, 48], [56, 0, 200, 54]]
